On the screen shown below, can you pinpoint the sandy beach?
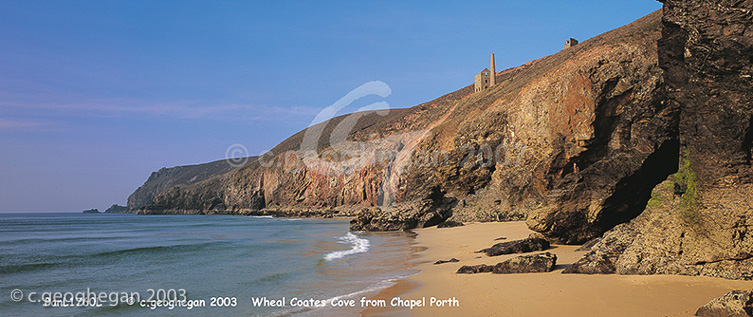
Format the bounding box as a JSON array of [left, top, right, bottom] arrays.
[[365, 222, 753, 317]]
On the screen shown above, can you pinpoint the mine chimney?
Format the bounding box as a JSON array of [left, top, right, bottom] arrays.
[[490, 53, 496, 87]]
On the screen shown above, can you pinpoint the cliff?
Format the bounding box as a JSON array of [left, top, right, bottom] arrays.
[[127, 158, 251, 211], [144, 9, 674, 243], [566, 0, 753, 280]]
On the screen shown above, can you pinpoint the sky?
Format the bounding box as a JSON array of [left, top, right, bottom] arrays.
[[0, 0, 663, 212]]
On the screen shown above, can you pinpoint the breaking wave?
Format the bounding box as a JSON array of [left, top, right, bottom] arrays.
[[324, 232, 370, 261]]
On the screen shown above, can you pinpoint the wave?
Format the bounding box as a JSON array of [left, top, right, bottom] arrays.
[[324, 232, 370, 261], [249, 215, 275, 219], [90, 242, 222, 258]]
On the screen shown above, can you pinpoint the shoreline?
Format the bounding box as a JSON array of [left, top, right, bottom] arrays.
[[367, 221, 753, 317]]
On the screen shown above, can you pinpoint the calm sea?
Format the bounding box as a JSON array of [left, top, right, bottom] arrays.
[[0, 213, 418, 316]]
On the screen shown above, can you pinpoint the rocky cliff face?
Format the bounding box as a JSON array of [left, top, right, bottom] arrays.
[[144, 10, 678, 244], [567, 0, 753, 280], [128, 158, 249, 211], [400, 11, 676, 243]]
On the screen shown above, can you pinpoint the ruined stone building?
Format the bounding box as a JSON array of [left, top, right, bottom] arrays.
[[474, 53, 496, 93], [563, 38, 579, 49]]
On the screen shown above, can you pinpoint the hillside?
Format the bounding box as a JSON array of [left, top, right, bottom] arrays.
[[127, 157, 253, 211]]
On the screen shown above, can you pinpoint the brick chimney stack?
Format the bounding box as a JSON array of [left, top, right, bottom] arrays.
[[490, 53, 496, 87]]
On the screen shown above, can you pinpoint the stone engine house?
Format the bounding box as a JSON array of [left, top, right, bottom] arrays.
[[474, 53, 496, 93]]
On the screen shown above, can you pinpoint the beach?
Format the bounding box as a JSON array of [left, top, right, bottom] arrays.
[[367, 222, 753, 317]]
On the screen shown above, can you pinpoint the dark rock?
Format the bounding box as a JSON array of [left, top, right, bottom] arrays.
[[437, 220, 464, 228], [434, 258, 460, 265], [493, 252, 557, 274], [104, 204, 128, 213], [82, 209, 100, 214], [695, 289, 753, 317], [456, 264, 493, 274], [349, 188, 456, 231], [477, 238, 550, 257], [494, 236, 507, 241]]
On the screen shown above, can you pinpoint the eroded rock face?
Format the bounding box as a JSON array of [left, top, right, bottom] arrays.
[[568, 0, 753, 280], [401, 10, 676, 243], [492, 252, 557, 274], [477, 238, 550, 257], [696, 289, 753, 317]]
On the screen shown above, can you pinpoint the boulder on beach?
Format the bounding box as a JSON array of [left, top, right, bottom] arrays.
[[477, 237, 550, 257], [492, 252, 557, 274], [434, 258, 460, 265], [457, 264, 493, 274]]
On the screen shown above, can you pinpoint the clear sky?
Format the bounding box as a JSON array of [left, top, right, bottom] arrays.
[[0, 0, 662, 212]]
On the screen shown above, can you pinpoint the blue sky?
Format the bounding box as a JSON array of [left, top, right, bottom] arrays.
[[0, 1, 662, 212]]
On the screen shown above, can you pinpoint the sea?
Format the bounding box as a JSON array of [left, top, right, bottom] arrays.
[[0, 213, 419, 316]]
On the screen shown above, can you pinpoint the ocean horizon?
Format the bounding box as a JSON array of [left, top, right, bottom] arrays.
[[0, 213, 418, 316]]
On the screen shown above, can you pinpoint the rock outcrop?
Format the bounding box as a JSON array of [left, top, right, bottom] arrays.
[[349, 187, 456, 231], [568, 0, 753, 280], [477, 237, 550, 257], [492, 252, 557, 274], [696, 289, 753, 317]]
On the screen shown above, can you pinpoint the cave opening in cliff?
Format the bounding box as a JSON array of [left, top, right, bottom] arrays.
[[597, 137, 680, 233]]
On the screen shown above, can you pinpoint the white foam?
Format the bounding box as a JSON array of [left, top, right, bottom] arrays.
[[324, 232, 370, 261], [249, 215, 274, 219]]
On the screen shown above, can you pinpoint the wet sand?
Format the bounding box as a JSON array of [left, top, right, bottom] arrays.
[[366, 221, 753, 317]]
